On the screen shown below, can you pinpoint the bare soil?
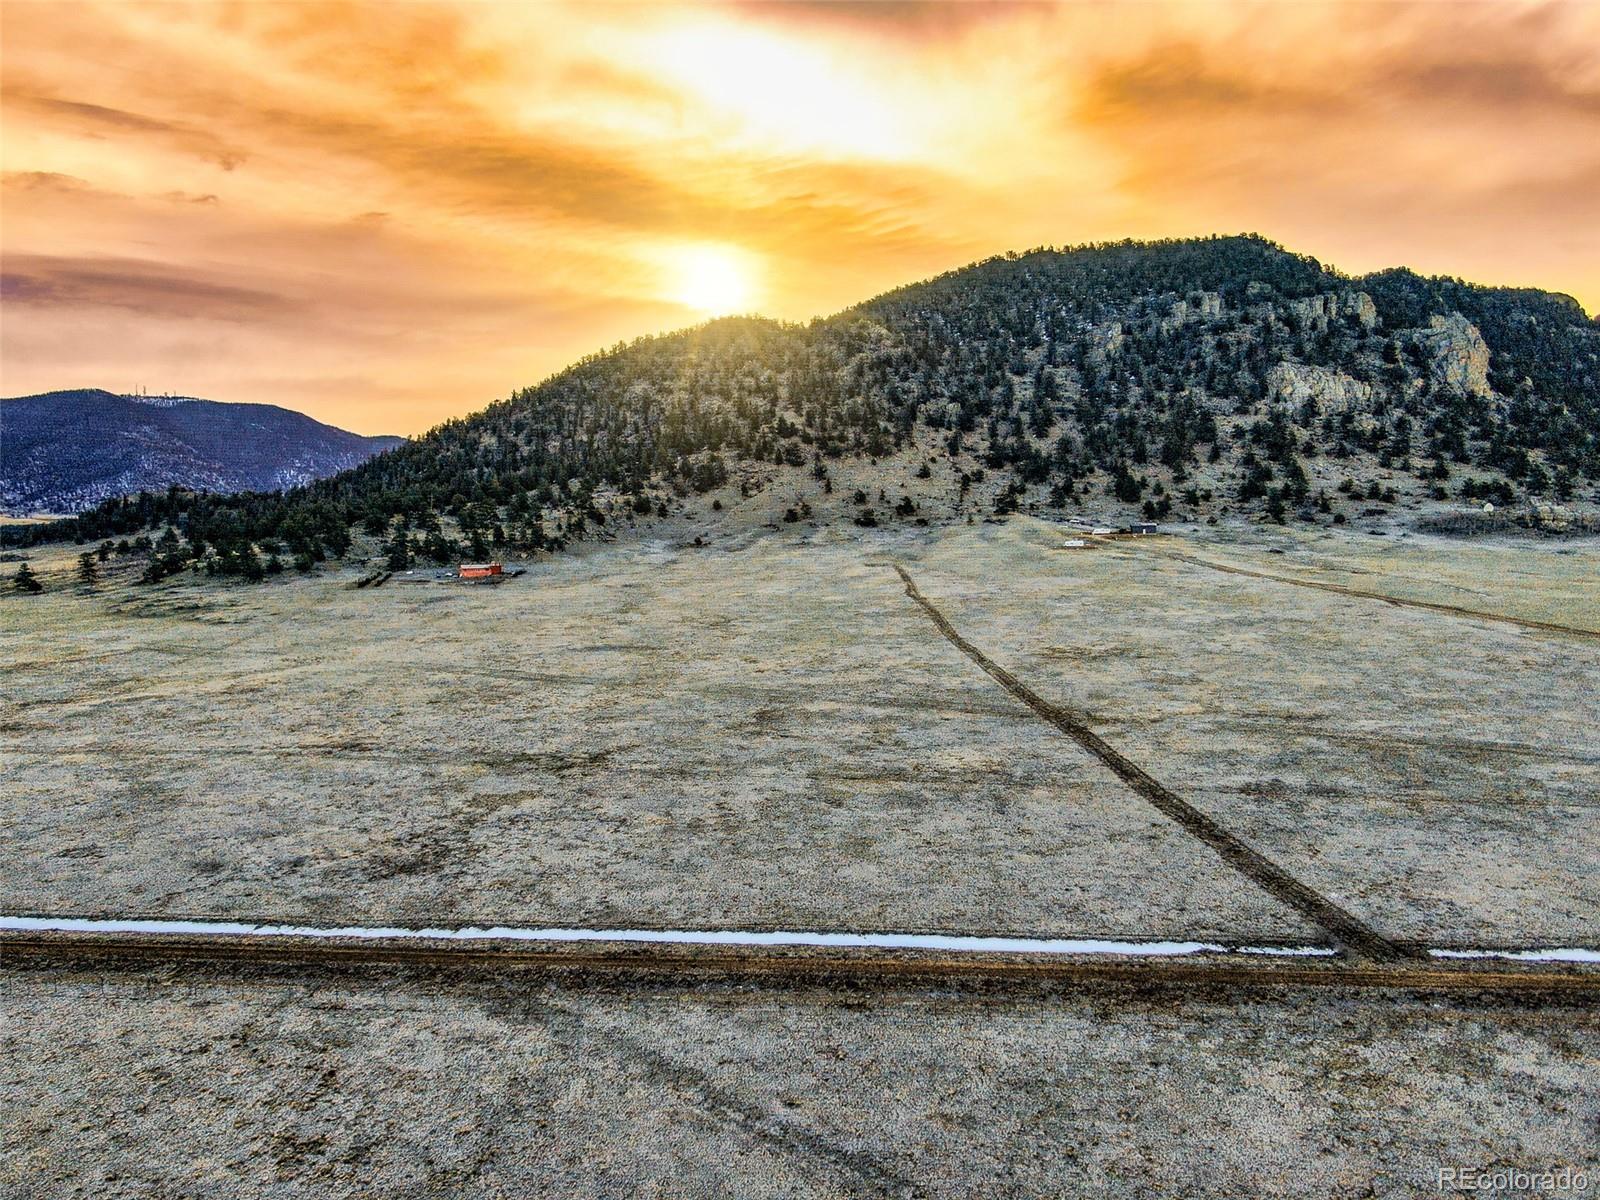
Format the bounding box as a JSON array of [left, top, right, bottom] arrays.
[[5, 517, 1597, 1197], [3, 962, 1596, 1200]]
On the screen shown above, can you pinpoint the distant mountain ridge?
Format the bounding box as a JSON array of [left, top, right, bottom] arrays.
[[0, 389, 404, 513], [6, 236, 1597, 571]]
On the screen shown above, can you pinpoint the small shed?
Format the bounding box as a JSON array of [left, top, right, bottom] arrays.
[[459, 562, 503, 579], [1132, 522, 1158, 535]]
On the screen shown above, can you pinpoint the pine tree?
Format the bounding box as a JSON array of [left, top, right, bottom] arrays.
[[6, 234, 1595, 559], [385, 525, 411, 571], [77, 552, 99, 590], [14, 563, 43, 594]]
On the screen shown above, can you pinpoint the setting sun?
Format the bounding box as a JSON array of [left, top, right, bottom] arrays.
[[0, 0, 1595, 434], [670, 245, 756, 316], [3, 2, 1598, 1190]]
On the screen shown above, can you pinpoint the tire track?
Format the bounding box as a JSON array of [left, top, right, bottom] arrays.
[[502, 995, 923, 1198], [4, 932, 1593, 994], [1146, 548, 1599, 640], [889, 564, 1417, 964]]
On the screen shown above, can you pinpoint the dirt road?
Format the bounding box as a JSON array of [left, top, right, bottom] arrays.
[[1143, 546, 1600, 639], [890, 564, 1416, 964]]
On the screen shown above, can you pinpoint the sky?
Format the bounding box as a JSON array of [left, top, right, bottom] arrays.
[[2, 1, 1597, 436]]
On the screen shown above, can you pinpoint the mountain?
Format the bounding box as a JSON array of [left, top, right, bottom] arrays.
[[6, 236, 1597, 574], [0, 389, 405, 513]]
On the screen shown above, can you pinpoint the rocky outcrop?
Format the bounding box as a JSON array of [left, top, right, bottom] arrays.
[[1528, 502, 1575, 532], [1087, 321, 1125, 360], [1265, 362, 1373, 410], [1159, 291, 1224, 333], [1348, 292, 1379, 330], [1285, 291, 1379, 332], [1407, 313, 1492, 397]]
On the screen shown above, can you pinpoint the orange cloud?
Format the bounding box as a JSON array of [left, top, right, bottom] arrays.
[[1, 252, 291, 319], [2, 0, 1595, 435]]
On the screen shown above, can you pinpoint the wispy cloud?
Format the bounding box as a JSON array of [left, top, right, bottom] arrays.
[[2, 0, 1595, 433], [2, 87, 248, 169], [1, 254, 291, 320]]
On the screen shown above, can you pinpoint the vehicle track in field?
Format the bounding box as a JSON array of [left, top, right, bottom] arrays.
[[3, 930, 1594, 996], [1143, 548, 1600, 640], [889, 564, 1417, 964], [508, 993, 923, 1198]]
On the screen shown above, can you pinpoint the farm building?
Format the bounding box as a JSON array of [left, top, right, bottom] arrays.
[[459, 562, 503, 580], [1132, 522, 1158, 535]]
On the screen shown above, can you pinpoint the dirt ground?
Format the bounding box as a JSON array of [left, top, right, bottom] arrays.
[[4, 517, 1595, 947], [3, 964, 1597, 1200], [4, 517, 1598, 1196], [896, 519, 1600, 947]]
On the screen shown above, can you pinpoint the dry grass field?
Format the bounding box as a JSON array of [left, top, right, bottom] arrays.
[[4, 963, 1595, 1199], [5, 518, 1596, 946], [4, 516, 1598, 1197]]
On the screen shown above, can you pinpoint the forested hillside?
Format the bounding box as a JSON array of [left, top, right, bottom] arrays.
[[7, 235, 1596, 579], [1, 389, 403, 513]]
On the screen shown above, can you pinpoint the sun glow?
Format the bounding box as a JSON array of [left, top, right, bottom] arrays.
[[670, 245, 756, 316], [646, 21, 915, 161], [1, 1, 1596, 431]]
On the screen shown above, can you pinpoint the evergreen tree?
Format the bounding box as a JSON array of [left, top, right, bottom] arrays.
[[14, 563, 43, 594], [384, 525, 411, 571], [5, 234, 1595, 565], [77, 552, 99, 590]]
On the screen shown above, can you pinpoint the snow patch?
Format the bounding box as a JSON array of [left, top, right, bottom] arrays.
[[0, 916, 1334, 958], [1429, 947, 1600, 964]]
